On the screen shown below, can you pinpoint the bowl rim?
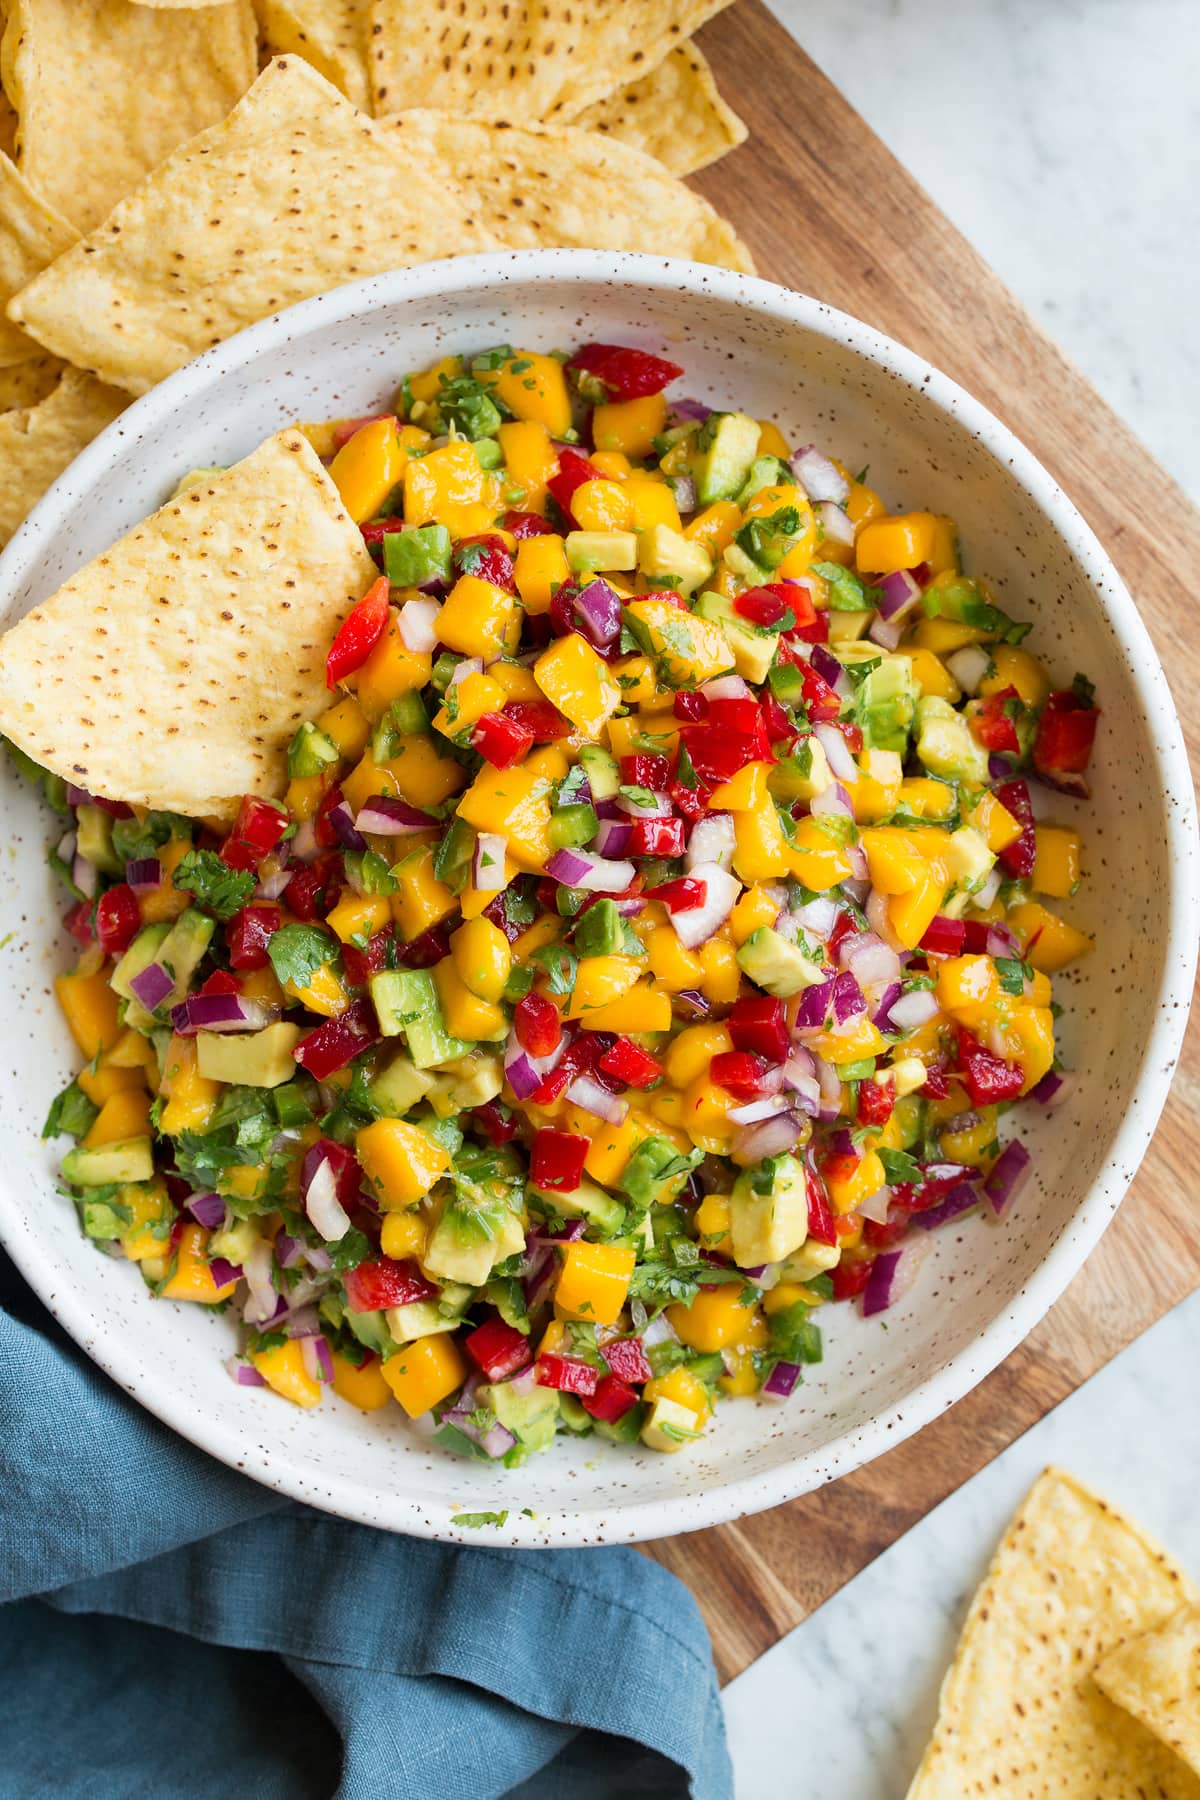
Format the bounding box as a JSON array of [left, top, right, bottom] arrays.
[[1, 247, 1195, 1548]]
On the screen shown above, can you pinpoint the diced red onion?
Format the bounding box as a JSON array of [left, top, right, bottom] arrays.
[[810, 780, 854, 820], [72, 853, 99, 899], [668, 398, 712, 426], [762, 1359, 801, 1399], [290, 818, 320, 863], [571, 578, 622, 650], [669, 860, 741, 949], [982, 1139, 1032, 1216], [229, 1357, 267, 1388], [254, 857, 293, 902], [876, 568, 924, 622], [668, 472, 697, 513], [727, 1095, 789, 1126], [871, 979, 904, 1030], [397, 597, 442, 653], [986, 923, 1020, 958], [866, 885, 906, 953], [65, 783, 92, 808], [300, 1335, 335, 1384], [973, 867, 1002, 911], [674, 989, 710, 1017], [842, 874, 870, 904], [613, 894, 647, 916], [792, 896, 838, 939], [735, 1110, 804, 1162], [885, 988, 940, 1034], [284, 1304, 321, 1339], [242, 1237, 278, 1326], [447, 657, 484, 688], [1031, 1068, 1072, 1109], [593, 817, 633, 857], [830, 970, 866, 1023], [838, 930, 902, 990], [354, 794, 439, 836], [815, 500, 855, 548], [685, 812, 737, 872], [857, 1185, 892, 1225], [187, 1191, 226, 1230], [209, 1257, 242, 1289], [813, 722, 857, 783], [125, 857, 162, 892], [915, 1182, 981, 1231], [305, 1243, 334, 1273], [868, 613, 905, 651], [504, 1025, 565, 1101], [301, 1148, 353, 1242], [129, 961, 174, 1011], [792, 977, 835, 1034], [790, 446, 850, 504], [471, 832, 508, 894], [545, 848, 635, 892], [945, 643, 992, 696], [813, 1055, 843, 1120], [565, 1074, 628, 1124], [327, 799, 367, 853], [274, 1230, 304, 1269], [172, 993, 272, 1036], [701, 673, 752, 701], [863, 1240, 930, 1315]]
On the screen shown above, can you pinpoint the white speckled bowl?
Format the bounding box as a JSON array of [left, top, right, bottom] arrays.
[[0, 252, 1194, 1547]]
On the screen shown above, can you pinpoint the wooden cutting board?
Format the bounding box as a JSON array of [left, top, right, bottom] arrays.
[[640, 0, 1200, 1685]]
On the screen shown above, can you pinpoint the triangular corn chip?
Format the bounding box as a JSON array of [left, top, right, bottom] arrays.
[[368, 0, 730, 123], [578, 45, 747, 178], [906, 1469, 1200, 1798], [0, 146, 75, 367], [0, 350, 60, 410], [0, 429, 375, 817], [1096, 1604, 1200, 1781], [0, 0, 258, 232], [0, 364, 124, 546], [9, 57, 752, 397], [255, 0, 371, 110]]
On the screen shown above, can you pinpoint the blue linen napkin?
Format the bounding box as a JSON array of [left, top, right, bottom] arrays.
[[0, 1255, 731, 1799]]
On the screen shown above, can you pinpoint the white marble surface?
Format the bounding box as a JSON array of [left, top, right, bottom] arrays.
[[723, 1288, 1200, 1797], [763, 0, 1200, 502]]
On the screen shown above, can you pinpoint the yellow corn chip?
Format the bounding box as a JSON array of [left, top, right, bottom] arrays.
[[578, 45, 747, 178], [0, 364, 124, 546], [1095, 1604, 1200, 1780], [0, 85, 16, 157], [368, 0, 731, 123], [0, 0, 258, 233], [0, 429, 376, 818], [0, 147, 75, 366], [906, 1468, 1200, 1798], [130, 1, 239, 7], [255, 0, 371, 110], [9, 57, 751, 397], [0, 349, 59, 408]]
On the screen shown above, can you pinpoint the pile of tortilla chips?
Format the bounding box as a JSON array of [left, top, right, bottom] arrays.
[[0, 0, 750, 550], [907, 1468, 1200, 1797]]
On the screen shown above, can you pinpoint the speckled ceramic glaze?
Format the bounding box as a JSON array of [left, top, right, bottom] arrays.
[[0, 252, 1194, 1548]]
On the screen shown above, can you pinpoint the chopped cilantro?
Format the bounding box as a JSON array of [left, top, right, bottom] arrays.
[[267, 923, 337, 990], [172, 849, 256, 921]]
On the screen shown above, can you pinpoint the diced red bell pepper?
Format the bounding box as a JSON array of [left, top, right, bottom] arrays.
[[856, 1077, 895, 1127], [340, 925, 396, 987], [828, 718, 863, 753], [831, 1255, 873, 1300], [797, 661, 842, 724], [603, 1336, 652, 1383], [95, 883, 141, 956], [284, 853, 342, 922], [761, 691, 798, 746], [326, 575, 391, 689], [535, 1353, 599, 1397], [196, 969, 242, 997], [673, 690, 708, 723], [582, 1375, 640, 1422], [627, 816, 686, 857], [668, 758, 711, 822], [293, 997, 380, 1079], [919, 915, 966, 957], [678, 723, 763, 785], [620, 753, 671, 790], [955, 1025, 1024, 1105], [597, 1037, 662, 1089], [547, 447, 605, 523], [992, 777, 1036, 879], [705, 695, 761, 738], [914, 1161, 980, 1209], [395, 924, 451, 969], [471, 1099, 518, 1145], [472, 710, 534, 768], [728, 996, 790, 1065], [226, 902, 282, 970], [313, 782, 350, 852], [515, 991, 563, 1058], [344, 1255, 434, 1314], [827, 910, 857, 957], [455, 534, 516, 593], [568, 343, 684, 401], [530, 1127, 588, 1191], [464, 1316, 532, 1381], [864, 1212, 911, 1250], [970, 685, 1021, 754], [333, 413, 394, 452], [1034, 689, 1099, 775], [220, 795, 289, 870], [531, 1035, 598, 1106], [501, 698, 569, 742], [822, 1149, 863, 1194], [360, 515, 406, 547], [65, 900, 94, 947], [644, 876, 706, 914], [921, 1060, 951, 1100], [501, 509, 555, 538], [300, 1137, 360, 1212], [734, 582, 815, 630], [711, 1050, 769, 1100]]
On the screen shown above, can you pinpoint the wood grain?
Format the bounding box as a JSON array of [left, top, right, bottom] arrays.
[[640, 0, 1200, 1684]]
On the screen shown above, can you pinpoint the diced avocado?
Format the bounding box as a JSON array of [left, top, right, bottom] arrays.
[[288, 720, 339, 779], [778, 1238, 842, 1281], [370, 969, 472, 1066], [473, 437, 503, 471], [62, 1138, 155, 1187], [944, 824, 995, 893], [618, 1137, 700, 1212], [916, 695, 991, 785], [76, 805, 123, 876], [480, 1376, 560, 1455], [532, 1174, 626, 1237], [426, 1052, 504, 1113], [735, 454, 795, 509], [827, 609, 873, 645], [208, 1217, 261, 1264], [386, 1282, 472, 1344], [81, 1199, 129, 1240], [641, 1395, 703, 1453], [195, 1021, 302, 1088], [346, 1309, 394, 1356], [383, 523, 452, 588], [159, 908, 216, 1005], [564, 530, 638, 574], [368, 1051, 438, 1117], [110, 923, 172, 1002], [730, 1152, 810, 1268], [636, 523, 712, 596], [575, 897, 623, 958], [694, 588, 776, 684], [768, 736, 833, 804], [422, 1202, 525, 1287], [593, 1403, 647, 1446], [579, 743, 620, 800], [557, 1393, 593, 1433], [858, 654, 916, 754], [693, 411, 760, 505], [736, 926, 825, 998]]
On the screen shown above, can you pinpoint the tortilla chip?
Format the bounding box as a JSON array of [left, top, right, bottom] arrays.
[[0, 365, 124, 546], [1095, 1604, 1200, 1780], [0, 0, 258, 233], [0, 429, 375, 818], [8, 57, 752, 397], [0, 146, 74, 366], [368, 0, 731, 123], [255, 0, 370, 110], [577, 45, 747, 178], [0, 84, 17, 157], [0, 349, 59, 408], [906, 1469, 1200, 1798]]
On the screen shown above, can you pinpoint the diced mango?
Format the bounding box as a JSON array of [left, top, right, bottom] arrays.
[[162, 1223, 238, 1304], [646, 925, 704, 993], [684, 500, 742, 557], [576, 979, 671, 1034], [380, 1206, 431, 1261], [733, 801, 793, 882], [534, 632, 621, 737], [698, 938, 742, 1004], [325, 893, 392, 945], [624, 597, 733, 685], [382, 1332, 467, 1417], [458, 763, 553, 873], [937, 954, 999, 1015], [825, 1146, 886, 1214], [403, 439, 495, 535], [478, 351, 571, 436], [1032, 826, 1082, 898], [906, 646, 961, 704], [856, 511, 937, 575], [438, 573, 521, 661], [555, 1242, 636, 1326], [622, 472, 682, 533], [979, 644, 1051, 707], [695, 1192, 733, 1257], [1008, 901, 1092, 973], [83, 1087, 152, 1148], [120, 1180, 175, 1263], [756, 420, 790, 459], [330, 1350, 393, 1412], [665, 1022, 734, 1087], [433, 956, 507, 1041], [317, 693, 370, 760], [566, 955, 641, 1020], [498, 418, 558, 512], [513, 534, 570, 614], [77, 1060, 145, 1106], [351, 615, 432, 720], [329, 416, 405, 524], [592, 392, 669, 460], [55, 969, 121, 1060], [158, 1036, 221, 1135], [787, 816, 855, 891], [389, 846, 459, 939], [251, 1338, 323, 1408], [709, 761, 770, 810], [357, 1116, 452, 1210]]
